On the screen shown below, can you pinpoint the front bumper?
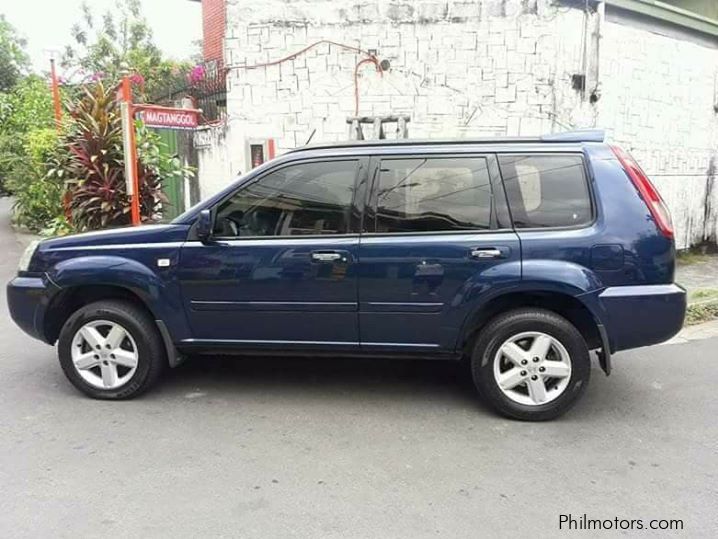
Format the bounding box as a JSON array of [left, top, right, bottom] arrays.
[[598, 284, 686, 352], [7, 275, 57, 343]]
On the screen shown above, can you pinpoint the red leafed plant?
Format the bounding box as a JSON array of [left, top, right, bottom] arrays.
[[60, 81, 169, 230]]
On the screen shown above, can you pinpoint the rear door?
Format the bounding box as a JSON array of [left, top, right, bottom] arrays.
[[357, 153, 521, 354]]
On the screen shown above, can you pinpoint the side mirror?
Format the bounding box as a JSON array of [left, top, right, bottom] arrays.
[[196, 209, 213, 242]]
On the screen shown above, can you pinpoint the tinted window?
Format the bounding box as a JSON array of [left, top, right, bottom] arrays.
[[499, 154, 591, 228], [214, 160, 357, 237], [374, 157, 493, 233]]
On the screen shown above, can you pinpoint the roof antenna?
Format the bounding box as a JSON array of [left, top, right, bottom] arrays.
[[304, 129, 317, 146]]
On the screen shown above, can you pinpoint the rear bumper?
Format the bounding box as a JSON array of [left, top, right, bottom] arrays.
[[6, 275, 56, 343], [598, 284, 686, 352]]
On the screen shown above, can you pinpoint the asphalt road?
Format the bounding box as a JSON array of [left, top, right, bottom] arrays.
[[0, 198, 716, 538]]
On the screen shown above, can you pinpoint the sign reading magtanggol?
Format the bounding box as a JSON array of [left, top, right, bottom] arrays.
[[136, 106, 199, 130]]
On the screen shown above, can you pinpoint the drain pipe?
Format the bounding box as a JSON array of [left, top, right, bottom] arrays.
[[591, 1, 605, 103]]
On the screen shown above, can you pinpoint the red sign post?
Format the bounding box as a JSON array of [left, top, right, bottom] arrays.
[[119, 78, 201, 225], [119, 77, 141, 226]]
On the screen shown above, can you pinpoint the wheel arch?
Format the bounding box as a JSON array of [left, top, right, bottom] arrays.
[[43, 284, 157, 345], [458, 290, 604, 360], [44, 254, 191, 343]]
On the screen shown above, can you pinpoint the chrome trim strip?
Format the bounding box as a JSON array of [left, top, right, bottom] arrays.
[[362, 342, 440, 348], [178, 339, 440, 348], [180, 339, 359, 346], [367, 302, 444, 306], [183, 236, 360, 246], [192, 301, 357, 306], [361, 301, 444, 313], [49, 242, 184, 251], [190, 300, 357, 312]]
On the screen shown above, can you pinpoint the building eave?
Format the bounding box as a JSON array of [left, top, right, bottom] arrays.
[[604, 0, 718, 38]]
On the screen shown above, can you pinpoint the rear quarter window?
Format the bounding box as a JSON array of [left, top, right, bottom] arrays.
[[498, 154, 592, 228]]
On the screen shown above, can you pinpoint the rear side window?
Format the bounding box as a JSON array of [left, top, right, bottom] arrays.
[[499, 154, 592, 228], [373, 157, 493, 233]]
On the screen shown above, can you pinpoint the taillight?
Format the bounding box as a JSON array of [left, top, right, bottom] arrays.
[[610, 145, 674, 239]]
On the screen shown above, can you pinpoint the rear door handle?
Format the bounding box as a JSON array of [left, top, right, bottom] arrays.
[[311, 251, 345, 263], [470, 248, 504, 259]]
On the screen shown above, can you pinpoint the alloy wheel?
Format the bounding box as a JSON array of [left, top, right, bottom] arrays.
[[492, 331, 572, 406], [70, 320, 139, 390]]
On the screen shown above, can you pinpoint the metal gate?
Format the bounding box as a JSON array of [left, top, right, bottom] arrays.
[[151, 128, 185, 221]]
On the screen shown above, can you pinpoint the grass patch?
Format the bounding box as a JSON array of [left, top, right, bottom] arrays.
[[685, 301, 718, 326], [689, 288, 718, 302], [676, 250, 714, 266]]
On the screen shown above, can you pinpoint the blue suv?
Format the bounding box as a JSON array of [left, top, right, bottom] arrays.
[[7, 130, 686, 420]]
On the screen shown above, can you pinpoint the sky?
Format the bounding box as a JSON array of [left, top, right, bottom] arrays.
[[1, 0, 202, 74]]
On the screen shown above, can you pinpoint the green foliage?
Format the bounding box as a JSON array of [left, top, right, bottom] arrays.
[[0, 75, 55, 136], [61, 0, 191, 99], [10, 165, 66, 233], [0, 15, 29, 92], [58, 82, 189, 231], [7, 128, 66, 233], [136, 123, 194, 185], [25, 128, 59, 164], [1, 4, 193, 234], [0, 75, 57, 213]]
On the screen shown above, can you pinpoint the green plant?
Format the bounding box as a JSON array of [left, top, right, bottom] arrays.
[[136, 122, 194, 215], [62, 0, 191, 99], [59, 81, 189, 230], [0, 75, 56, 195], [0, 15, 29, 92], [5, 127, 65, 233], [10, 171, 66, 232]]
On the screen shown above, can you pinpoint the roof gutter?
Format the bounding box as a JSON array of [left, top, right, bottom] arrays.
[[604, 0, 718, 38]]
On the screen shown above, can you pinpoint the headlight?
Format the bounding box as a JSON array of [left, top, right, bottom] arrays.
[[18, 240, 40, 272]]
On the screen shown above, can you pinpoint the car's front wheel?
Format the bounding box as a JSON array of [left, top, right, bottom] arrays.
[[58, 300, 166, 399], [470, 308, 591, 421]]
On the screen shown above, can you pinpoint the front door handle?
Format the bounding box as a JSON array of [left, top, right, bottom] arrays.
[[470, 248, 504, 259], [311, 251, 345, 263]]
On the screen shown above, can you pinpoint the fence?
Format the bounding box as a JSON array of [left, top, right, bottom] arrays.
[[151, 61, 227, 124]]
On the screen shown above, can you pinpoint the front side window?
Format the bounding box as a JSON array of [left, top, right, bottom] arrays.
[[499, 154, 592, 228], [373, 157, 493, 233], [213, 160, 358, 237]]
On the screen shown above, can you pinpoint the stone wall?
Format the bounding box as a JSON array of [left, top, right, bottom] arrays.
[[193, 0, 718, 248]]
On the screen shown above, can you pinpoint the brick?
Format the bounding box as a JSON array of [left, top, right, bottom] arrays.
[[495, 84, 516, 103]]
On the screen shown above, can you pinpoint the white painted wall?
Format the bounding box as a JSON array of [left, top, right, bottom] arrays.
[[194, 0, 718, 248], [598, 17, 718, 248]]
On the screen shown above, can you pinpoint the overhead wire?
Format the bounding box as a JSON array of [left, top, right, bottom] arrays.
[[224, 39, 384, 117]]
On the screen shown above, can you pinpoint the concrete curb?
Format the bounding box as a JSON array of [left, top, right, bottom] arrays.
[[664, 319, 718, 345]]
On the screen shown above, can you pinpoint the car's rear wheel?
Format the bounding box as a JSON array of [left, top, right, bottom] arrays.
[[58, 300, 166, 399], [470, 308, 591, 421]]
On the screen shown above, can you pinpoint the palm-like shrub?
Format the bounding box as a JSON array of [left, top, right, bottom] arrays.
[[59, 81, 174, 230]]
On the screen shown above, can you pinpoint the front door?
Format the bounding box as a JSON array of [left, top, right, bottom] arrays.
[[358, 153, 521, 353], [178, 158, 367, 351]]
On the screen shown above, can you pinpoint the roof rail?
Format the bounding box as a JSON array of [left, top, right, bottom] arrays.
[[287, 129, 606, 153], [540, 129, 605, 143]]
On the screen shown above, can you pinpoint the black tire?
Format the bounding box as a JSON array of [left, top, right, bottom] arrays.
[[470, 308, 591, 421], [58, 300, 166, 399]]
